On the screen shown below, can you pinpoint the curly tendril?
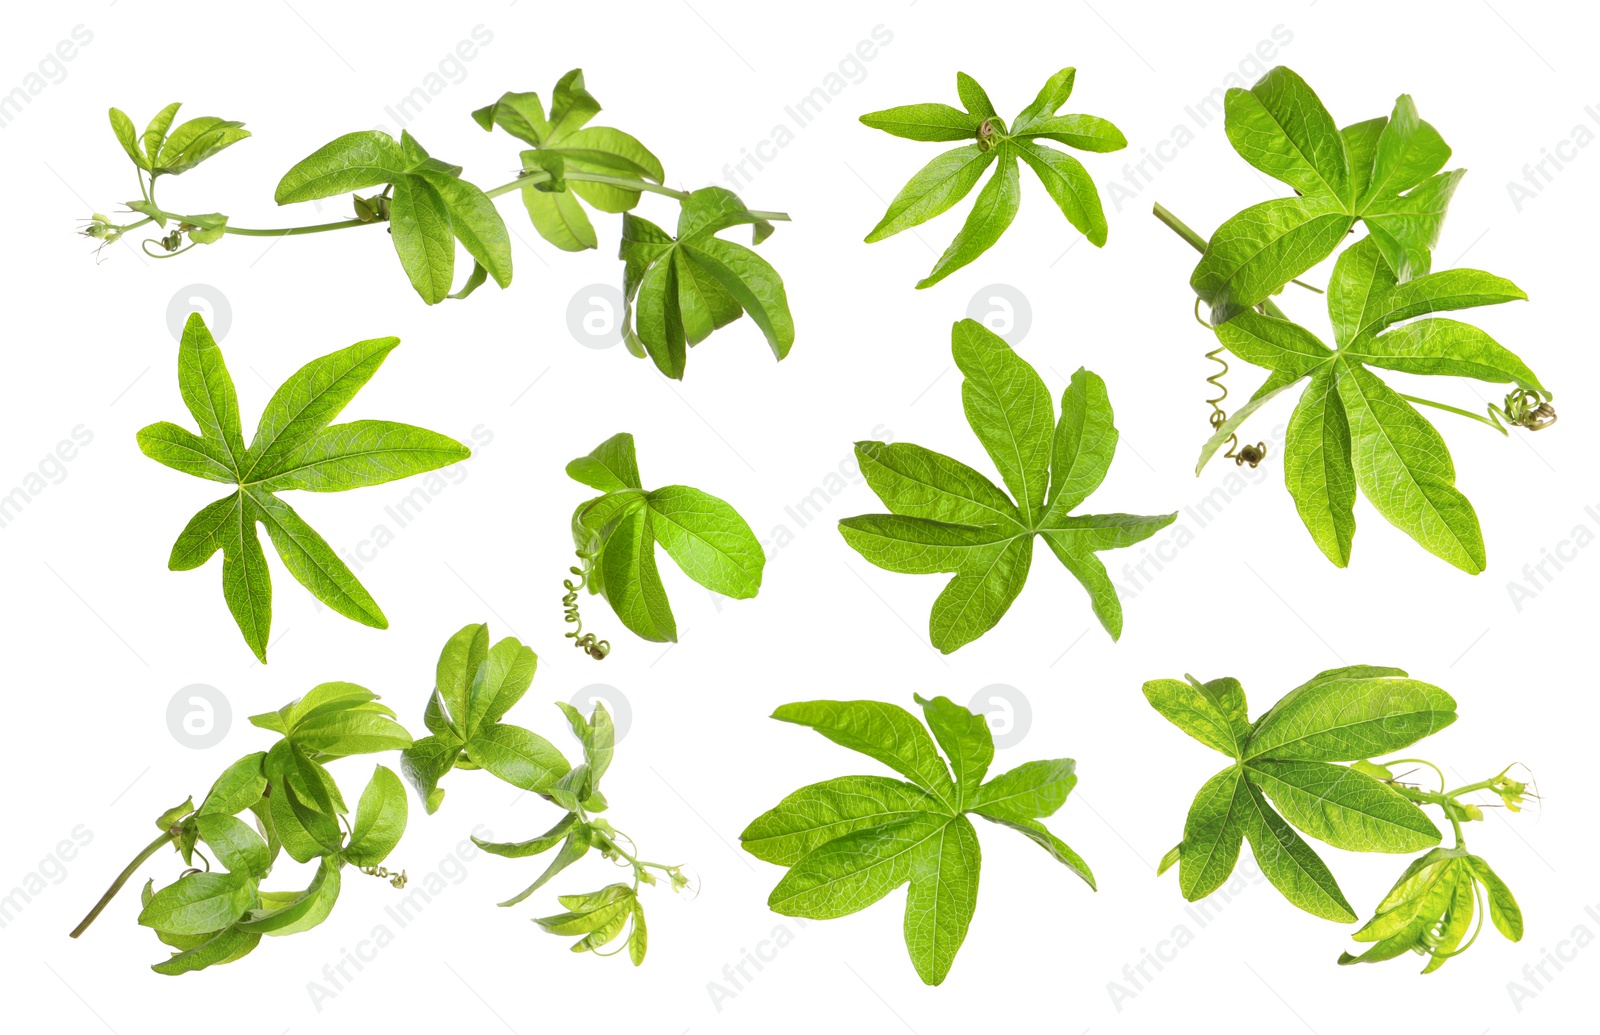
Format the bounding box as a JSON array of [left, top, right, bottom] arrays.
[[360, 865, 408, 889], [1195, 299, 1266, 468], [562, 565, 611, 660], [1493, 388, 1557, 432]]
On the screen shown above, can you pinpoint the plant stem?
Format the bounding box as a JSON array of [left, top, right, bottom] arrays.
[[128, 169, 789, 245], [222, 219, 372, 237], [483, 168, 791, 222], [1152, 202, 1210, 254], [1397, 393, 1506, 433], [69, 831, 173, 938], [1381, 757, 1446, 793]]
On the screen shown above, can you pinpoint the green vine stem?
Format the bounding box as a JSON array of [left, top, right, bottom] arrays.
[[1379, 761, 1531, 851], [69, 829, 174, 939], [98, 166, 789, 246]]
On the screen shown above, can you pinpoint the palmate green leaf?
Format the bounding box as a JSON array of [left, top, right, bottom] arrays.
[[862, 67, 1124, 287], [1201, 235, 1542, 572], [475, 69, 665, 248], [1192, 67, 1463, 313], [841, 320, 1174, 652], [1152, 666, 1457, 922], [620, 187, 794, 379], [747, 695, 1090, 985], [137, 314, 469, 661], [275, 128, 511, 303], [567, 433, 764, 644]]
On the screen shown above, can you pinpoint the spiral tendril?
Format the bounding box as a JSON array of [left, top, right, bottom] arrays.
[[1493, 388, 1557, 431], [562, 565, 611, 660], [360, 865, 407, 889], [1196, 300, 1266, 468]]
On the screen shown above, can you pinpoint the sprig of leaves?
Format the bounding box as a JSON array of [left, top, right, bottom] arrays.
[[1147, 665, 1528, 971], [71, 684, 413, 974], [399, 623, 688, 964], [862, 68, 1125, 288], [1197, 235, 1546, 572], [743, 694, 1093, 985], [137, 313, 469, 661], [1186, 66, 1461, 315], [565, 433, 765, 648], [839, 319, 1174, 652], [1156, 65, 1554, 572], [91, 72, 793, 380]]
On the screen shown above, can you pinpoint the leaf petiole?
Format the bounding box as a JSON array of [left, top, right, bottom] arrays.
[[1396, 393, 1509, 435], [482, 167, 791, 222], [69, 829, 175, 939]]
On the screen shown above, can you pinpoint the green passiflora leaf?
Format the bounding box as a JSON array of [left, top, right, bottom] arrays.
[[568, 432, 765, 644], [474, 69, 665, 250], [744, 694, 1091, 984], [399, 623, 571, 811], [862, 67, 1125, 287], [239, 856, 342, 937], [840, 319, 1174, 652], [275, 129, 511, 303], [109, 102, 251, 177], [342, 766, 408, 866], [1193, 66, 1462, 313], [1337, 846, 1523, 971], [619, 187, 794, 379], [533, 883, 642, 958], [137, 313, 470, 660], [1149, 666, 1459, 923], [250, 682, 413, 759], [1200, 235, 1541, 572], [138, 871, 256, 937]]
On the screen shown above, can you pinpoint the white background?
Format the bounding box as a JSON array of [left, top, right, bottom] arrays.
[[2, 0, 1596, 1031]]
